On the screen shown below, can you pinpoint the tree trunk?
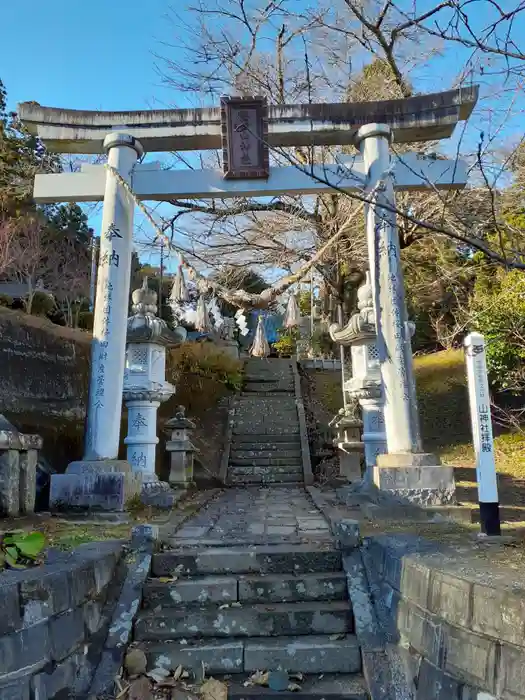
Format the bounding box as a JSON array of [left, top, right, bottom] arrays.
[[25, 278, 33, 315]]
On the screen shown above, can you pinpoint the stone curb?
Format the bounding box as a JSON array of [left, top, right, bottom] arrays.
[[306, 486, 361, 550], [342, 550, 406, 700], [342, 550, 385, 652], [159, 489, 223, 544], [291, 357, 314, 486], [87, 547, 153, 697], [220, 396, 238, 484]]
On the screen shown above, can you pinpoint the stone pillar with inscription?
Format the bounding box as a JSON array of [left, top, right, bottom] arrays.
[[355, 125, 455, 505], [50, 133, 145, 513], [464, 332, 500, 535], [85, 133, 144, 461], [123, 279, 186, 506]]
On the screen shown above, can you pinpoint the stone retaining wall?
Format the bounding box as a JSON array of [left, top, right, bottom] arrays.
[[0, 308, 91, 471], [0, 540, 124, 700], [362, 534, 525, 699], [0, 308, 90, 424]]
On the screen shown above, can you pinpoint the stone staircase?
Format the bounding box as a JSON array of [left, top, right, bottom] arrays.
[[133, 542, 367, 698], [227, 359, 309, 485]]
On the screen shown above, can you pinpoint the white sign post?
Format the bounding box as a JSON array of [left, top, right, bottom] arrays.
[[464, 332, 501, 535]]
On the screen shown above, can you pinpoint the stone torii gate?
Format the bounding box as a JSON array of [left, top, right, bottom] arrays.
[[19, 87, 478, 508]]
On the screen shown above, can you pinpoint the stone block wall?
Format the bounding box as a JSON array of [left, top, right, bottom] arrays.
[[362, 534, 525, 699], [0, 309, 91, 471], [0, 541, 124, 700], [0, 308, 90, 423]]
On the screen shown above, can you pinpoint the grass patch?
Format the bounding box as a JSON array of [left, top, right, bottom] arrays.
[[44, 522, 131, 550], [441, 432, 525, 478], [311, 371, 343, 417], [415, 348, 470, 452], [415, 349, 525, 484], [309, 348, 525, 489]]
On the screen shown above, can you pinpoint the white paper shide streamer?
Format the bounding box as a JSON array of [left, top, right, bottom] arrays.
[[250, 316, 270, 357], [195, 295, 212, 332], [283, 294, 301, 329], [170, 265, 189, 303], [207, 297, 224, 330], [235, 308, 249, 337]]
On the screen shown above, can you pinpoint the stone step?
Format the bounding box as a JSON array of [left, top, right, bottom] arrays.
[[236, 407, 297, 412], [233, 427, 300, 436], [238, 572, 347, 603], [228, 465, 303, 476], [236, 407, 298, 412], [238, 393, 296, 399], [139, 636, 361, 674], [152, 544, 342, 577], [228, 475, 304, 485], [231, 441, 302, 451], [234, 419, 299, 424], [232, 435, 302, 444], [240, 392, 295, 397], [227, 466, 304, 475], [244, 385, 294, 393], [244, 374, 294, 381], [228, 673, 367, 698], [236, 403, 297, 410], [234, 418, 299, 428], [143, 572, 347, 608], [230, 457, 303, 467], [134, 601, 352, 640], [143, 575, 238, 608]]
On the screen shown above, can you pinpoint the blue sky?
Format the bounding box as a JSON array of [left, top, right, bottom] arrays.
[[2, 0, 524, 274], [2, 0, 186, 270], [2, 0, 174, 113]]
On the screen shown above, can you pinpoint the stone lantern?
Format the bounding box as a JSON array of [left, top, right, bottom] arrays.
[[329, 274, 388, 480], [164, 406, 196, 487], [328, 402, 364, 482], [123, 278, 186, 501], [0, 415, 42, 516]]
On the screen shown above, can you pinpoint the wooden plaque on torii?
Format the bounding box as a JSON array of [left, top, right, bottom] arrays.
[[220, 96, 270, 180]]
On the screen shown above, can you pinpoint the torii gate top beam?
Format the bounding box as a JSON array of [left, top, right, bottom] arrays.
[[18, 86, 478, 154]]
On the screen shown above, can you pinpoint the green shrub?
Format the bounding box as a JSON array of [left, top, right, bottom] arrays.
[[310, 328, 336, 358], [78, 311, 94, 331], [471, 267, 525, 391], [167, 342, 242, 413], [0, 294, 12, 307], [273, 327, 300, 356], [297, 291, 311, 316], [28, 291, 55, 316]]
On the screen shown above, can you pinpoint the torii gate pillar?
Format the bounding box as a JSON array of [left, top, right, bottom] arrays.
[[356, 124, 455, 505], [50, 133, 144, 512]]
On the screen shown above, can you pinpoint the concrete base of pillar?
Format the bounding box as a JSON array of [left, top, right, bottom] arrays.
[[50, 460, 141, 512], [372, 452, 456, 506], [141, 480, 178, 509]]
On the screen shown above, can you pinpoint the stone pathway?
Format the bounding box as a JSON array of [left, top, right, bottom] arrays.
[[169, 486, 332, 546]]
